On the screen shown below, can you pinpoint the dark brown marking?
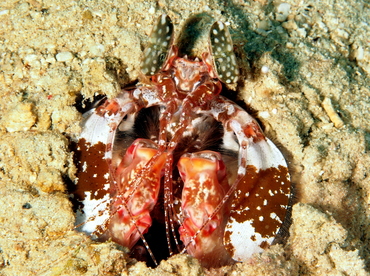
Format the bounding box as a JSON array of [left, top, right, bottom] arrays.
[[259, 240, 269, 250], [229, 165, 290, 238], [74, 138, 110, 201], [224, 229, 234, 257]]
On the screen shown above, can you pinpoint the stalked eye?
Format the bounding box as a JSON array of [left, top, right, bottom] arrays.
[[209, 21, 239, 84], [141, 14, 174, 76]]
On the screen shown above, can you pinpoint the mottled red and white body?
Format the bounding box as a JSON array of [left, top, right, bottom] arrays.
[[72, 14, 291, 268]]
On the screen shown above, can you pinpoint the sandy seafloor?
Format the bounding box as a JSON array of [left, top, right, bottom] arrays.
[[0, 0, 369, 275]]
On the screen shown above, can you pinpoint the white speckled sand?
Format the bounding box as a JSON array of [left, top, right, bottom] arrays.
[[0, 1, 369, 275]]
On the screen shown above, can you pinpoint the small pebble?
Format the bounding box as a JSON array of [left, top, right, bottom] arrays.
[[261, 65, 269, 74], [276, 3, 291, 22], [56, 51, 74, 62], [22, 203, 32, 209], [148, 6, 155, 14]]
